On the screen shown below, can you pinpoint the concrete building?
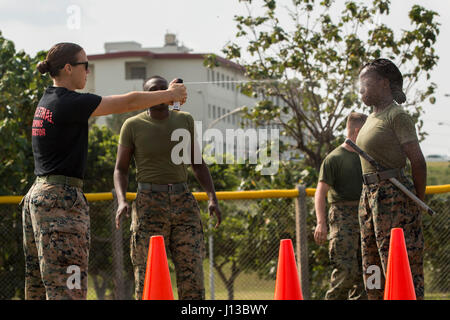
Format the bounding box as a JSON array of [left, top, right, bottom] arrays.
[[84, 34, 295, 163]]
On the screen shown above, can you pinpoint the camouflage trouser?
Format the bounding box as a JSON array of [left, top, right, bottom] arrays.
[[21, 180, 90, 300], [325, 203, 366, 300], [130, 189, 206, 300], [359, 176, 424, 300]]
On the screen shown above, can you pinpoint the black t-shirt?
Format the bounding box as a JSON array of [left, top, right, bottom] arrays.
[[32, 86, 102, 179]]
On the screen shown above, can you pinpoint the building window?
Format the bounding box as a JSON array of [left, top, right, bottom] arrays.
[[131, 67, 145, 79], [227, 109, 231, 123], [208, 104, 211, 118], [212, 70, 215, 83], [125, 62, 146, 80], [207, 69, 210, 82], [218, 107, 221, 119], [221, 74, 225, 88], [231, 78, 235, 91], [213, 105, 216, 118], [226, 76, 230, 90]]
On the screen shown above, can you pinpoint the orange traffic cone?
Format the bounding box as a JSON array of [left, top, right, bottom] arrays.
[[384, 228, 416, 300], [274, 239, 303, 300], [142, 235, 174, 300]]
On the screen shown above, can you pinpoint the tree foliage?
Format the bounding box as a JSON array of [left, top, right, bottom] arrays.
[[189, 153, 330, 299], [0, 32, 53, 299], [205, 0, 440, 170], [0, 31, 52, 195]]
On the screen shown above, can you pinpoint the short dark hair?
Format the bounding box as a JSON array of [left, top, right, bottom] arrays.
[[360, 58, 406, 104], [143, 75, 168, 91], [347, 112, 368, 130], [37, 42, 83, 77]]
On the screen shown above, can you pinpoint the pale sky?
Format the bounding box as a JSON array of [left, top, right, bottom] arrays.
[[1, 0, 448, 157]]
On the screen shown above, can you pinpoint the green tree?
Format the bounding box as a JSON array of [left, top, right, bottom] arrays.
[[0, 31, 52, 299], [0, 31, 52, 195], [104, 111, 140, 135], [188, 145, 329, 299], [206, 0, 440, 171], [85, 125, 138, 193], [234, 159, 331, 299]]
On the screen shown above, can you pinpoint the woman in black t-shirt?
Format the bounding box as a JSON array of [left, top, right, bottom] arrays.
[[21, 42, 187, 300]]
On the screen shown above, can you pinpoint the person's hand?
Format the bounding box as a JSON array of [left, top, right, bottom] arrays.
[[168, 78, 187, 105], [314, 222, 328, 245], [115, 200, 131, 229], [208, 197, 222, 228]]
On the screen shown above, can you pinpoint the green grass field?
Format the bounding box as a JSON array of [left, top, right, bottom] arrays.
[[87, 259, 449, 300], [85, 161, 449, 300], [87, 260, 276, 300], [427, 161, 450, 186]]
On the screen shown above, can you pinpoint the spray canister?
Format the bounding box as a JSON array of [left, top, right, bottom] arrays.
[[172, 78, 183, 111]]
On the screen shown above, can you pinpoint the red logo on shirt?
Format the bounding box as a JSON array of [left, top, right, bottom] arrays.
[[32, 106, 54, 136], [34, 106, 54, 124]]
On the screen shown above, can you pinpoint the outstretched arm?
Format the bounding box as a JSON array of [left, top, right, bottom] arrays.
[[91, 79, 186, 117]]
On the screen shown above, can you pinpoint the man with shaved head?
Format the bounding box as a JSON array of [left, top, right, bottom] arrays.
[[314, 112, 368, 300], [114, 75, 222, 300]]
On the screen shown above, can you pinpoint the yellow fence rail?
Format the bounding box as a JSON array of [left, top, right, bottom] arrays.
[[1, 184, 449, 204]]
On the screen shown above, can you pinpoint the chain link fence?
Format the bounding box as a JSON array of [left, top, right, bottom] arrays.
[[422, 192, 450, 298], [0, 188, 448, 300]]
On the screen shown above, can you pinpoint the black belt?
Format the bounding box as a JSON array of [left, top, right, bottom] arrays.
[[36, 175, 83, 189], [138, 182, 188, 193], [362, 168, 403, 185]]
